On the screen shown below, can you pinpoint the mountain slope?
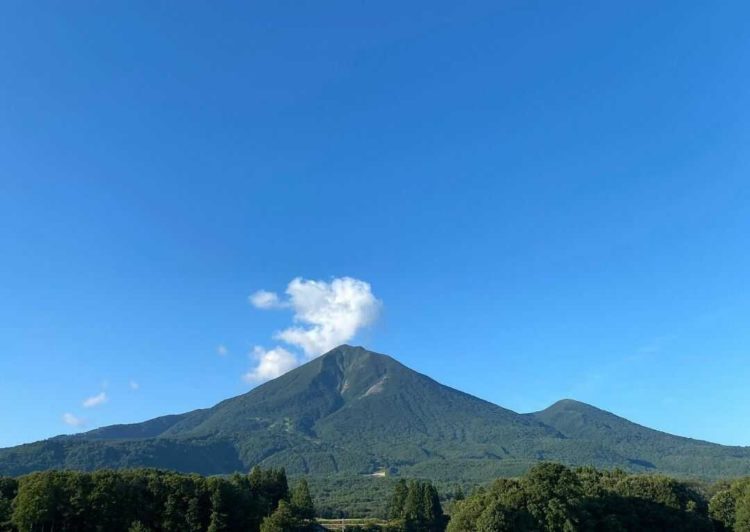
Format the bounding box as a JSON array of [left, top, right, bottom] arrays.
[[531, 399, 750, 477], [1, 346, 749, 481]]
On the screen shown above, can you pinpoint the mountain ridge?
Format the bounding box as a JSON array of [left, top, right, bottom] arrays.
[[1, 345, 749, 481]]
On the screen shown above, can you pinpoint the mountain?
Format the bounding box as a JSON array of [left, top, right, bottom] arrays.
[[531, 398, 750, 478], [1, 345, 749, 482]]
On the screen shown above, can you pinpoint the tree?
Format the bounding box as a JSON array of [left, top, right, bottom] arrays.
[[291, 478, 315, 520], [391, 480, 445, 532], [709, 490, 733, 529], [447, 478, 533, 532], [208, 482, 230, 532], [186, 494, 207, 532], [420, 483, 444, 531], [389, 479, 408, 520], [448, 463, 715, 532], [522, 462, 583, 531], [402, 481, 424, 530], [11, 471, 62, 532], [0, 477, 18, 532], [735, 492, 750, 532], [260, 500, 300, 532], [474, 504, 532, 532], [249, 467, 290, 518]]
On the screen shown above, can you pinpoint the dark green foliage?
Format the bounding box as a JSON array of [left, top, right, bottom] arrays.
[[207, 480, 231, 532], [311, 475, 397, 518], [260, 500, 301, 532], [390, 480, 445, 532], [709, 478, 750, 531], [6, 467, 289, 532], [3, 346, 750, 487], [290, 478, 315, 520], [251, 467, 289, 511], [448, 462, 715, 531], [521, 462, 586, 530], [388, 479, 408, 520], [6, 463, 750, 531], [0, 477, 17, 531], [736, 492, 750, 531]]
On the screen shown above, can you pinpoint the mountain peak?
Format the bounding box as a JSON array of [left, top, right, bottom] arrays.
[[319, 344, 379, 363], [324, 343, 367, 353], [319, 344, 394, 364], [543, 398, 600, 412], [534, 399, 634, 433]]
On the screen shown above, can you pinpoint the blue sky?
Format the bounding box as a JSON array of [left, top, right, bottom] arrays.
[[1, 1, 749, 448]]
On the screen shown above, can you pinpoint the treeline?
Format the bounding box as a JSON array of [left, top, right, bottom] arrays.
[[3, 464, 750, 531], [340, 465, 750, 532], [0, 467, 315, 532], [448, 463, 750, 531]]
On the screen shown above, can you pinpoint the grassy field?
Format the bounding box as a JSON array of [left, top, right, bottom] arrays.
[[317, 518, 390, 530]]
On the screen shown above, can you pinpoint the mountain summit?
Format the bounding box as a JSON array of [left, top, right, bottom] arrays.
[[1, 346, 749, 480]]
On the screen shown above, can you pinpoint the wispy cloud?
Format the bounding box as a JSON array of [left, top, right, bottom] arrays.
[[249, 290, 285, 310], [216, 344, 229, 356], [62, 412, 86, 427], [245, 276, 381, 382], [82, 391, 108, 408], [129, 380, 140, 391]]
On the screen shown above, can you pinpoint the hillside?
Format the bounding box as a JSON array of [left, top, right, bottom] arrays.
[[531, 398, 750, 477], [1, 345, 749, 481]]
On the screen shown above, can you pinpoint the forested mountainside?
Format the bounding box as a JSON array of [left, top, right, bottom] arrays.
[[2, 346, 749, 481]]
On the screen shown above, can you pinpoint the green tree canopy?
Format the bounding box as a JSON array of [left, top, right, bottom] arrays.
[[290, 478, 315, 520]]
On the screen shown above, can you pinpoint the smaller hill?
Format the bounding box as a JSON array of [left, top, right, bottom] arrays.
[[531, 399, 750, 477]]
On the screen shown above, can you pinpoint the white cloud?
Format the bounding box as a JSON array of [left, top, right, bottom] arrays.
[[62, 412, 85, 427], [129, 380, 140, 391], [249, 290, 285, 309], [217, 344, 228, 356], [245, 276, 381, 382], [82, 391, 108, 408], [243, 346, 299, 383], [275, 277, 381, 357]]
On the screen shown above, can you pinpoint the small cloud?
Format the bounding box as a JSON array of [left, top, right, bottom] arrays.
[[62, 412, 86, 427], [249, 290, 285, 309], [82, 391, 108, 408], [217, 344, 229, 356], [243, 346, 299, 383], [129, 380, 140, 391]]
